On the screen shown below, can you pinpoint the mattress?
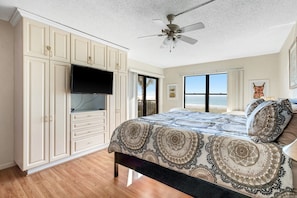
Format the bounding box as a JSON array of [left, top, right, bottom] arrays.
[[108, 110, 296, 197]]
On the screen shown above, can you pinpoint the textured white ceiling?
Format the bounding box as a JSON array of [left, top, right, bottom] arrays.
[[0, 0, 297, 68]]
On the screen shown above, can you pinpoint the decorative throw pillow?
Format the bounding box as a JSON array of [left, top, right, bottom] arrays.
[[292, 103, 297, 114], [247, 99, 293, 143], [277, 113, 297, 145], [244, 98, 265, 118]]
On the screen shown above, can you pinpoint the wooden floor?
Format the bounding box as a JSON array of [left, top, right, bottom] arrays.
[[0, 149, 192, 198]]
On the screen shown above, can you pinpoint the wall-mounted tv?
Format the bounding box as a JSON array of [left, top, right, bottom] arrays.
[[70, 64, 113, 94]]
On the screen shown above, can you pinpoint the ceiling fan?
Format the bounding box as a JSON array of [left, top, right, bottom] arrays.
[[138, 0, 215, 51]]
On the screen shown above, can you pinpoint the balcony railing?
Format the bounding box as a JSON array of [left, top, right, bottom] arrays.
[[138, 99, 157, 117]]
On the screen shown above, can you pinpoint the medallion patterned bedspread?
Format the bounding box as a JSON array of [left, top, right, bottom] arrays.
[[108, 110, 295, 198]]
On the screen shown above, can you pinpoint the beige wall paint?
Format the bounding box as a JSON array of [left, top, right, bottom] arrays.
[[128, 59, 164, 77], [279, 22, 297, 98], [127, 59, 164, 113], [0, 20, 14, 169], [163, 54, 280, 112]]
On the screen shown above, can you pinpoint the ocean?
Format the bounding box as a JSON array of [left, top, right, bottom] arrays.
[[185, 95, 227, 106]]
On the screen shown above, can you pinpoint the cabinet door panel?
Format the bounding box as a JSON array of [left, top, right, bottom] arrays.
[[92, 42, 106, 69], [119, 73, 127, 123], [24, 19, 49, 59], [50, 61, 70, 161], [50, 27, 70, 62], [24, 57, 49, 169], [107, 47, 117, 71], [118, 50, 127, 72], [115, 73, 127, 126], [113, 72, 127, 128], [71, 35, 90, 65]]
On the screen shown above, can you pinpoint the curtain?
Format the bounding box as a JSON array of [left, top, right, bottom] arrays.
[[227, 69, 244, 111], [128, 71, 138, 119]]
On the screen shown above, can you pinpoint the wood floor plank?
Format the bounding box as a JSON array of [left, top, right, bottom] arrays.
[[0, 149, 192, 198]]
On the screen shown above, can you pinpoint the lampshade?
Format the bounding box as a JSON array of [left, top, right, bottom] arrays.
[[283, 138, 297, 161]]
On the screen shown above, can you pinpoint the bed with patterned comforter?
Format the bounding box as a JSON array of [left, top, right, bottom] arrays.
[[108, 109, 296, 198]]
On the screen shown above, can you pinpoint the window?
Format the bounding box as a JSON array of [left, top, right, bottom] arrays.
[[138, 75, 159, 117], [184, 73, 227, 113]]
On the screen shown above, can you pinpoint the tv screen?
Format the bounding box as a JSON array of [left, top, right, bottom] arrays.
[[70, 64, 113, 94]]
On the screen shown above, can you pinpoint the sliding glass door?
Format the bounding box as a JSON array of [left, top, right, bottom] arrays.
[[137, 75, 158, 117]]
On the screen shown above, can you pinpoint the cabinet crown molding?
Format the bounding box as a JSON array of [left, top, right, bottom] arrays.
[[10, 8, 129, 52], [9, 8, 22, 26]]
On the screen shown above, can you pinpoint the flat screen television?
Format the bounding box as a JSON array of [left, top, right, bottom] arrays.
[[70, 64, 113, 94]]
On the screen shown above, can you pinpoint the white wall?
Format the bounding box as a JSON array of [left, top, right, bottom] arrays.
[[0, 20, 14, 169], [279, 22, 297, 98], [127, 59, 164, 112], [128, 59, 164, 77], [163, 54, 280, 112]]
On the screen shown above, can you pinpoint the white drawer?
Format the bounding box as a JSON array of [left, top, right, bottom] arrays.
[[71, 118, 105, 131], [72, 126, 106, 138], [71, 110, 106, 122], [71, 134, 105, 154]]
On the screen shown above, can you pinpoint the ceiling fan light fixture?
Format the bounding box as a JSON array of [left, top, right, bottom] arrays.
[[140, 1, 213, 51], [163, 37, 172, 45]]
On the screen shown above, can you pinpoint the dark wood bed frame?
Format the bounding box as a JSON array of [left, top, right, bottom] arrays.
[[114, 152, 251, 198]]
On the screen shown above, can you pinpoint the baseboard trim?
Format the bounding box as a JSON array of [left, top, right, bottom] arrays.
[[0, 161, 16, 170], [26, 144, 108, 175]]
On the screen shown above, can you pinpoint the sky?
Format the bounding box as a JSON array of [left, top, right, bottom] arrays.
[[137, 73, 227, 100], [137, 78, 157, 100], [185, 73, 227, 94]]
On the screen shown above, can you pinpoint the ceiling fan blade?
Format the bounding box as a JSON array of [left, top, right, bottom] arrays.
[[152, 19, 168, 30], [175, 0, 216, 17], [179, 22, 205, 33], [177, 35, 198, 45], [138, 34, 165, 39]]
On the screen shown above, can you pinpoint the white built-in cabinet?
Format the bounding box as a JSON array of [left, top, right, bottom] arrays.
[[107, 46, 127, 133], [71, 111, 107, 154], [24, 18, 70, 62], [14, 16, 127, 172], [22, 57, 70, 168], [71, 34, 106, 70], [23, 57, 50, 168], [15, 18, 71, 170], [49, 61, 71, 162], [114, 72, 127, 128], [107, 46, 127, 73]]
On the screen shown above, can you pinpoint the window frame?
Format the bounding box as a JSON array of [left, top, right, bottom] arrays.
[[138, 74, 159, 116], [183, 73, 227, 112]]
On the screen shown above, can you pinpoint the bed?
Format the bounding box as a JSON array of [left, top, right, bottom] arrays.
[[108, 99, 297, 198]]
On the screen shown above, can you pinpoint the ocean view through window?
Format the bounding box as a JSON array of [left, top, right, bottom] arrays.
[[184, 73, 227, 113]]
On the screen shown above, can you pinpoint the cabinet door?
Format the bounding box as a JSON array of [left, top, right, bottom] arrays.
[[49, 61, 70, 161], [50, 27, 70, 63], [107, 47, 118, 71], [24, 56, 50, 169], [115, 72, 127, 127], [108, 73, 117, 133], [118, 50, 127, 73], [91, 41, 106, 70], [71, 34, 91, 65], [23, 18, 49, 59]]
